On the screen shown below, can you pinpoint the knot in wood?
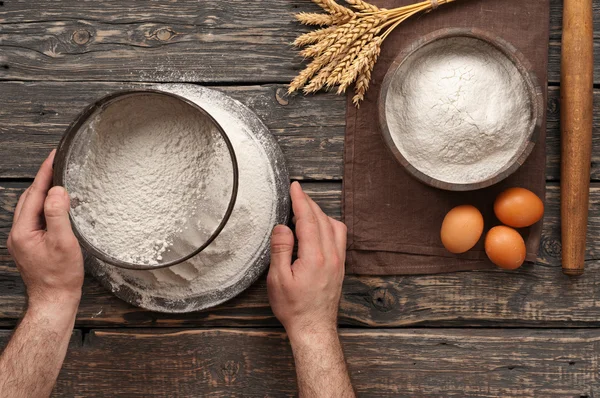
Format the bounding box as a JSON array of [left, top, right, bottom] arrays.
[[220, 360, 240, 384], [72, 29, 91, 45], [371, 287, 396, 312], [541, 236, 561, 259], [547, 96, 559, 116], [275, 88, 289, 106], [154, 28, 176, 42]]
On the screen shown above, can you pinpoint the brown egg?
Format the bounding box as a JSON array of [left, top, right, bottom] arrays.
[[494, 188, 544, 228], [485, 226, 526, 270], [441, 205, 484, 254]]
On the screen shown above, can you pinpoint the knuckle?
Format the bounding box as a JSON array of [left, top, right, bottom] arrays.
[[18, 187, 30, 201], [49, 234, 78, 251], [6, 236, 13, 254], [28, 181, 40, 193], [266, 272, 275, 286], [304, 214, 318, 225], [271, 242, 293, 254], [8, 230, 24, 246], [334, 220, 347, 233], [44, 197, 66, 215]]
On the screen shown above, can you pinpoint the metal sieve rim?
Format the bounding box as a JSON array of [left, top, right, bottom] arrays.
[[53, 89, 239, 271]]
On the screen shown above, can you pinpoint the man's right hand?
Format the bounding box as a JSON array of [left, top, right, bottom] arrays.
[[7, 150, 84, 308], [267, 182, 354, 397], [267, 181, 347, 340]]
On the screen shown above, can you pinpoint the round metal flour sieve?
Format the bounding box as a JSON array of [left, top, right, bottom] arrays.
[[53, 90, 239, 271], [84, 84, 290, 313]]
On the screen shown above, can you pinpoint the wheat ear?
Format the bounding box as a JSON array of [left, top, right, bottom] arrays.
[[288, 54, 329, 94], [295, 12, 344, 26], [337, 37, 381, 94], [294, 26, 337, 47], [345, 0, 380, 12], [312, 0, 356, 18]]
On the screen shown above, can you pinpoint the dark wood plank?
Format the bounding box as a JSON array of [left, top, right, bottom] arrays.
[[0, 81, 345, 179], [0, 330, 82, 397], [0, 0, 307, 83], [0, 328, 595, 397], [2, 182, 600, 328], [1, 83, 600, 181], [0, 0, 571, 84], [0, 180, 587, 263]]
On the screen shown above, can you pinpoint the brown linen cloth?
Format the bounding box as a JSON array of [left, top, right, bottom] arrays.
[[343, 0, 549, 275]]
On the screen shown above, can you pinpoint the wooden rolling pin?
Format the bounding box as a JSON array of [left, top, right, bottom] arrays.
[[561, 0, 594, 276]]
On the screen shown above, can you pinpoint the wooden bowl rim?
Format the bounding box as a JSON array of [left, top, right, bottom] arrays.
[[378, 27, 544, 192]]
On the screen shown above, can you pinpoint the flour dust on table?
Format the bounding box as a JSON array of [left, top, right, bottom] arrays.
[[66, 94, 233, 266]]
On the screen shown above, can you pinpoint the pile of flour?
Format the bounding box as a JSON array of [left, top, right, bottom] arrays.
[[66, 93, 233, 265], [385, 37, 533, 184]]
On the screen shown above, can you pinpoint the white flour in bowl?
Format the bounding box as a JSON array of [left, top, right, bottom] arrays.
[[66, 93, 233, 265], [385, 36, 534, 184]]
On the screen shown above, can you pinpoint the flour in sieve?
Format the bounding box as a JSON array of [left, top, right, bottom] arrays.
[[86, 85, 280, 312], [385, 37, 534, 184], [66, 93, 233, 265]]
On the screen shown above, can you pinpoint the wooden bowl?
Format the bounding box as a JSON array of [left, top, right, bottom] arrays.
[[379, 28, 544, 191]]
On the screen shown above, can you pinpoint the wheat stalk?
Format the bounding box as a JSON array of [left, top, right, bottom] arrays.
[[290, 0, 457, 107], [294, 26, 337, 47], [313, 0, 356, 18], [345, 0, 380, 13], [295, 12, 345, 26]]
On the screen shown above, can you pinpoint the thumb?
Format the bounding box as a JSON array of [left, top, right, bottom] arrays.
[[44, 186, 74, 239], [270, 225, 294, 276]]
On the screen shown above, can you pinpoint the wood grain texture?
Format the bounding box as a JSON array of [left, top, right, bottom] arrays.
[[560, 0, 595, 275], [0, 0, 576, 84], [0, 181, 588, 262], [0, 83, 599, 180], [0, 328, 596, 397], [1, 182, 600, 328], [0, 82, 345, 179]]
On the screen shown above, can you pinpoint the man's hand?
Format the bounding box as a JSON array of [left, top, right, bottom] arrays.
[[267, 181, 346, 339], [7, 150, 84, 307], [1, 150, 83, 398], [267, 181, 354, 398]]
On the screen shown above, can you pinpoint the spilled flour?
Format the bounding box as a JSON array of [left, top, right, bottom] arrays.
[[66, 94, 233, 265], [385, 36, 534, 184], [80, 85, 287, 312]]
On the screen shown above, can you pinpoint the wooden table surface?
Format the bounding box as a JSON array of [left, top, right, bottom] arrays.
[[1, 1, 599, 396]]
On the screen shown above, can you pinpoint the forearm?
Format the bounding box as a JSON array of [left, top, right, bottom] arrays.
[[0, 298, 79, 398], [289, 327, 355, 398]]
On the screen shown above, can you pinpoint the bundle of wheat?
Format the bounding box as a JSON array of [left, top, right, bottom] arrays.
[[289, 0, 456, 106]]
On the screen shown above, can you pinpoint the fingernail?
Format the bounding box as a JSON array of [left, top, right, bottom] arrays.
[[292, 181, 302, 191], [49, 186, 66, 197]]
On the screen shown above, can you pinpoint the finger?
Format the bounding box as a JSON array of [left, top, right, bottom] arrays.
[[19, 150, 56, 231], [12, 187, 30, 224], [290, 182, 322, 263], [269, 225, 294, 279], [330, 219, 348, 263], [44, 186, 74, 241], [305, 193, 337, 261]]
